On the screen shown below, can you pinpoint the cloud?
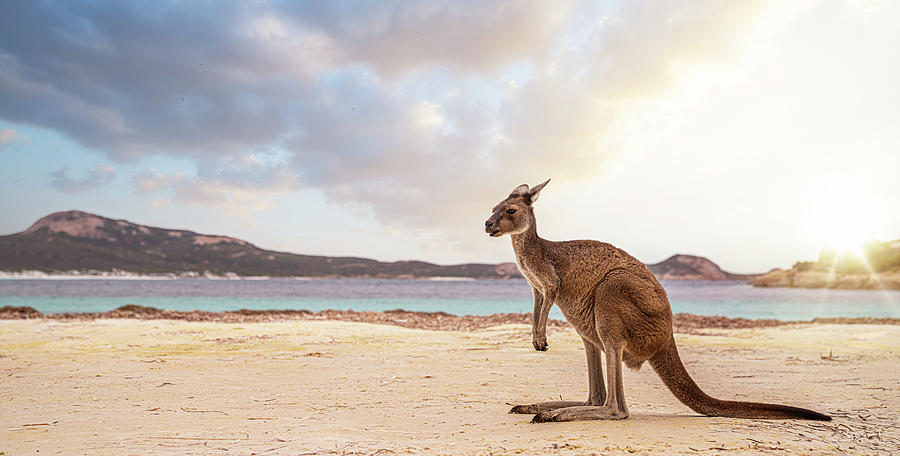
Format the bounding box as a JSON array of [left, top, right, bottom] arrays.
[[132, 169, 168, 193], [0, 128, 27, 148], [0, 1, 570, 163], [132, 155, 299, 215], [50, 163, 116, 194], [2, 0, 792, 247], [167, 173, 286, 216], [278, 1, 573, 76], [282, 1, 786, 237]]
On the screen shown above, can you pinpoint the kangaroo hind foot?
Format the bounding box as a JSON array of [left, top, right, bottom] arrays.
[[509, 400, 586, 414], [531, 405, 629, 423]]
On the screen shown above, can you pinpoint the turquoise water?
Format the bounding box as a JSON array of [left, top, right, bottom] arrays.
[[0, 296, 530, 315], [1, 278, 898, 321]]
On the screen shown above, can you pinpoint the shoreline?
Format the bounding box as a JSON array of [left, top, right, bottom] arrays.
[[8, 270, 900, 290], [0, 270, 505, 280], [2, 304, 898, 333], [0, 271, 750, 282]]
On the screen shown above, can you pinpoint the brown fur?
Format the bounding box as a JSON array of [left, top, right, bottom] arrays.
[[486, 180, 830, 422]]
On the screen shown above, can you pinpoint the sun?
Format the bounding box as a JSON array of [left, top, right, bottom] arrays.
[[821, 221, 868, 255], [813, 192, 875, 255]]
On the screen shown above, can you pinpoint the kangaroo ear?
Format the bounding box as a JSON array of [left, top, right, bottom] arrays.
[[511, 184, 530, 195], [528, 179, 550, 203]]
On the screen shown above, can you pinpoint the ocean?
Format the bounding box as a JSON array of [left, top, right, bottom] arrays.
[[1, 278, 898, 321]]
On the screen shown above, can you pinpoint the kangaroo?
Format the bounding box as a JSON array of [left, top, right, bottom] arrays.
[[485, 180, 830, 422]]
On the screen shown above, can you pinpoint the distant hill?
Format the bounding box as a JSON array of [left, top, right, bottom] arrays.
[[646, 254, 755, 281], [0, 211, 753, 281], [0, 211, 521, 279]]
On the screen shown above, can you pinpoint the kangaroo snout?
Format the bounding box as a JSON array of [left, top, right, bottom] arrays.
[[485, 218, 501, 237]]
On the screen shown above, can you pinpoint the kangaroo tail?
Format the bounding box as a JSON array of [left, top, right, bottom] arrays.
[[648, 336, 831, 421]]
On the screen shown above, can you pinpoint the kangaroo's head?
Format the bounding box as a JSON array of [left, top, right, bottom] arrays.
[[485, 179, 550, 237]]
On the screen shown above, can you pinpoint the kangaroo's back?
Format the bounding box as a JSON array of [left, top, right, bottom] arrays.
[[542, 239, 659, 296]]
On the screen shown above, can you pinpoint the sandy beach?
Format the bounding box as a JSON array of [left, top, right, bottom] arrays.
[[1, 316, 898, 455]]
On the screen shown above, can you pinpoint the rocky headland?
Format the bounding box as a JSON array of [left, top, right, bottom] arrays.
[[751, 268, 900, 290], [751, 239, 900, 290]]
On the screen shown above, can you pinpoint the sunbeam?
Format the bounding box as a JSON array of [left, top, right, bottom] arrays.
[[856, 249, 897, 305]]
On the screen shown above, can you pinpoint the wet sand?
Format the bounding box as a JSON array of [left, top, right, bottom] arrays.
[[1, 317, 898, 455]]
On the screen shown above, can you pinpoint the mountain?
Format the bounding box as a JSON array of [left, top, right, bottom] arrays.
[[0, 211, 521, 279], [646, 254, 754, 281], [1, 211, 753, 281]]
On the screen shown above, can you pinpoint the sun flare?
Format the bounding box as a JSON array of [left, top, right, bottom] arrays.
[[814, 193, 876, 255], [822, 223, 869, 255]]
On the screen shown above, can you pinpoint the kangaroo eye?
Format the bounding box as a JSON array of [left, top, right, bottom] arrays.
[[506, 209, 517, 214]]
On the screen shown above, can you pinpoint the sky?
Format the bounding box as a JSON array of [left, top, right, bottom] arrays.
[[1, 0, 899, 274]]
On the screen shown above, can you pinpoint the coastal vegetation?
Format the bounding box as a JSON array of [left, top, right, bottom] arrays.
[[817, 240, 900, 274], [751, 239, 900, 289]]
